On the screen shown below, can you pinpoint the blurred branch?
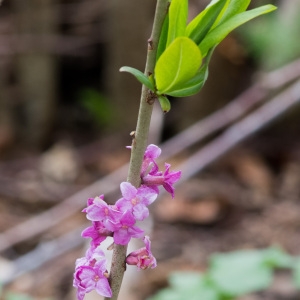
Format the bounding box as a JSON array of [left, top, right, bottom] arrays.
[[0, 58, 300, 252], [0, 0, 109, 58], [262, 57, 300, 89], [0, 164, 128, 252], [1, 0, 108, 25], [1, 227, 86, 286], [0, 34, 98, 56], [179, 79, 300, 180], [60, 0, 109, 24], [0, 174, 84, 202]]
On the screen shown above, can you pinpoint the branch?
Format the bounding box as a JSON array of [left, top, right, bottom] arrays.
[[107, 1, 170, 299]]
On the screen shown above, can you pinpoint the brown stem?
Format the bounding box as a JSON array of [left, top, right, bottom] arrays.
[[105, 1, 170, 299]]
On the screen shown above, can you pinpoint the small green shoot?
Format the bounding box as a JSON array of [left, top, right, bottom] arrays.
[[120, 0, 276, 113], [119, 66, 155, 92]]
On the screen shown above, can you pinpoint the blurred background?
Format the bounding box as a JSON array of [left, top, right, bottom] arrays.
[[1, 0, 300, 299]]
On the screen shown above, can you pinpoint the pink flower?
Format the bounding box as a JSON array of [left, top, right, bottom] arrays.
[[74, 261, 112, 299], [105, 210, 144, 245], [142, 163, 181, 198], [75, 246, 106, 274], [81, 221, 112, 247], [74, 143, 181, 299], [74, 247, 111, 299], [115, 182, 158, 220], [126, 236, 157, 270], [84, 195, 121, 223], [140, 144, 161, 177]]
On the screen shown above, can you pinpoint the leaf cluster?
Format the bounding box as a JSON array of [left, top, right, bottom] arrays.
[[148, 247, 300, 300], [120, 0, 276, 112]]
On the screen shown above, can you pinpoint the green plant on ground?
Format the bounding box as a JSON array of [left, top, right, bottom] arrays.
[[148, 247, 300, 300], [78, 88, 112, 127], [241, 3, 300, 70]]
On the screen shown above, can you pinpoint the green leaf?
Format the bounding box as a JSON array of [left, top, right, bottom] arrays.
[[166, 68, 207, 97], [155, 37, 202, 94], [262, 247, 293, 268], [147, 287, 184, 300], [157, 12, 169, 61], [170, 273, 219, 300], [166, 0, 188, 46], [209, 0, 230, 28], [148, 272, 219, 300], [167, 47, 214, 97], [292, 257, 300, 288], [217, 0, 251, 24], [158, 95, 171, 113], [5, 293, 35, 300], [209, 249, 273, 296], [168, 272, 204, 289], [199, 4, 277, 57], [186, 0, 228, 45], [119, 66, 155, 91], [79, 89, 112, 126]]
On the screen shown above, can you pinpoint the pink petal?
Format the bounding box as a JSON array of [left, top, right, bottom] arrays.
[[105, 219, 121, 232], [79, 267, 97, 291], [120, 210, 136, 226], [120, 182, 137, 200], [143, 236, 151, 253], [133, 204, 149, 221], [127, 225, 144, 238], [145, 144, 161, 159], [96, 277, 112, 298], [115, 197, 133, 212], [113, 228, 131, 245], [137, 186, 158, 205], [163, 182, 175, 198]]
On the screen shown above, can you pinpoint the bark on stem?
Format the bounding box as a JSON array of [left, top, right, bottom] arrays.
[[105, 1, 170, 299]]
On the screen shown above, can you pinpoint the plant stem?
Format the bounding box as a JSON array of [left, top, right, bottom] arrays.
[[127, 0, 170, 187], [105, 1, 169, 299]]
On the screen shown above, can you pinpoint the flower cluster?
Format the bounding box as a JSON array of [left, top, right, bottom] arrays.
[[73, 144, 181, 299]]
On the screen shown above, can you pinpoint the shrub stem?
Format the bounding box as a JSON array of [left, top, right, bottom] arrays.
[[105, 1, 169, 299]]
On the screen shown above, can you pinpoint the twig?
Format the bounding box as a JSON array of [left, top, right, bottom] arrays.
[[260, 57, 300, 89], [179, 79, 300, 180], [107, 0, 170, 298]]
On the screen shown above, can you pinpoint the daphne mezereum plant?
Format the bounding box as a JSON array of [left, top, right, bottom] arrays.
[[73, 0, 276, 299]]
